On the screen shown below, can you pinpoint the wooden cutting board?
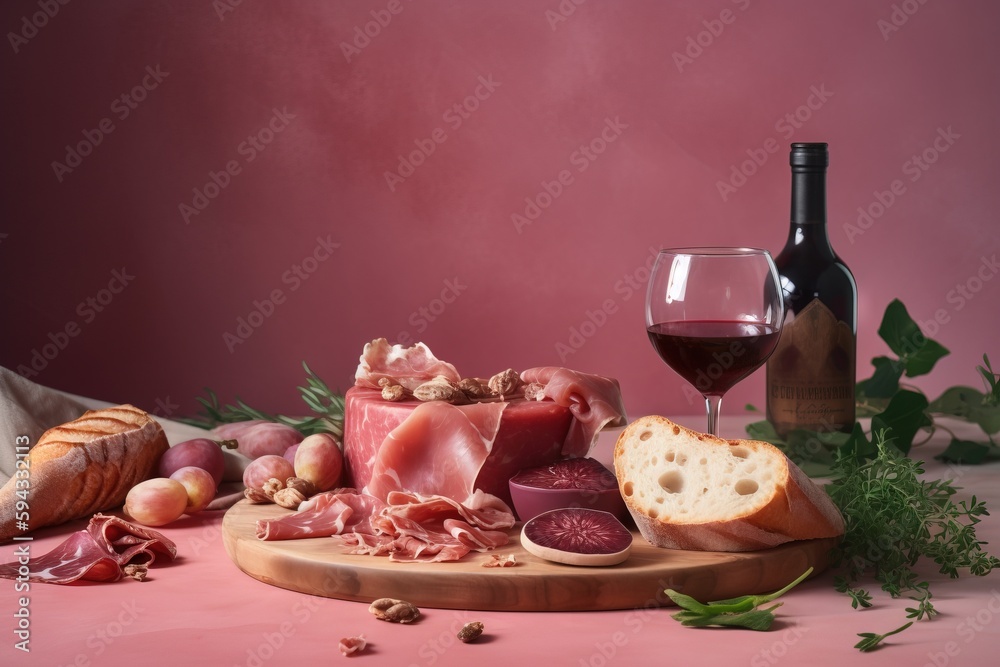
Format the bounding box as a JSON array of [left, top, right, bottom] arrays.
[[222, 500, 838, 611]]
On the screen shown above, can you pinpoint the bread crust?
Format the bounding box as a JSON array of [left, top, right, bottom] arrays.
[[613, 416, 844, 552], [0, 405, 168, 542]]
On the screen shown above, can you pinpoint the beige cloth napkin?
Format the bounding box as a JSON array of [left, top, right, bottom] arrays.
[[0, 367, 88, 485]]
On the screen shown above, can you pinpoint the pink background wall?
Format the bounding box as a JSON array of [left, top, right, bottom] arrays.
[[2, 0, 998, 426]]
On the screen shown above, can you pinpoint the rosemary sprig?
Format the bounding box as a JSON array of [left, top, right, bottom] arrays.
[[180, 362, 345, 438]]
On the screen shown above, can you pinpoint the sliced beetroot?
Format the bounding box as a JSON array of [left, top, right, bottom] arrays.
[[510, 457, 618, 491], [521, 508, 632, 566]]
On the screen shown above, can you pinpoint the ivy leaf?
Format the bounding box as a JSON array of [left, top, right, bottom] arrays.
[[929, 387, 1000, 435], [745, 420, 783, 445], [870, 390, 931, 456], [841, 422, 875, 463], [977, 354, 1000, 406], [857, 356, 904, 399], [936, 439, 993, 465], [876, 299, 949, 378]]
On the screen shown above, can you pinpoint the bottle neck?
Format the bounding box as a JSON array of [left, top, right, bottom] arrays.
[[790, 168, 826, 225], [787, 167, 833, 254]]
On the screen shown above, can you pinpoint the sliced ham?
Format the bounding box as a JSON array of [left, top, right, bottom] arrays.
[[365, 402, 506, 503], [0, 514, 176, 584], [520, 367, 627, 457], [344, 388, 571, 507], [355, 338, 461, 391], [256, 491, 386, 541]]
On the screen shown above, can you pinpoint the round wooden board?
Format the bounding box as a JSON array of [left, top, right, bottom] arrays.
[[223, 500, 838, 612]]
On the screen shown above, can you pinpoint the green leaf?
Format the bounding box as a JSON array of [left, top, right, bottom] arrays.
[[870, 390, 931, 455], [875, 299, 949, 377], [936, 439, 993, 465], [745, 420, 783, 445], [841, 422, 875, 462], [904, 338, 950, 377], [858, 356, 904, 399], [929, 387, 1000, 435], [877, 300, 921, 357]]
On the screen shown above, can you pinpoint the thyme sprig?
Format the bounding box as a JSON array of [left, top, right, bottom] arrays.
[[826, 429, 1000, 617], [180, 362, 345, 438]]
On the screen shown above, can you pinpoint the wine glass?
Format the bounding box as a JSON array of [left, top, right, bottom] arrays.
[[645, 247, 784, 437]]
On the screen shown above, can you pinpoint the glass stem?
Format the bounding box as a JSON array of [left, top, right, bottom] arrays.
[[705, 394, 723, 437]]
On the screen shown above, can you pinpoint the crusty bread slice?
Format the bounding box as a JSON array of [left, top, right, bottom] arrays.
[[613, 416, 844, 552], [0, 405, 168, 543]]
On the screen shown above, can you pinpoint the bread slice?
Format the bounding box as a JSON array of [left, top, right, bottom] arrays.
[[0, 405, 168, 543], [613, 416, 844, 552]]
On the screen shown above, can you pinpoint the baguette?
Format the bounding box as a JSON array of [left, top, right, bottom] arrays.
[[0, 405, 168, 542], [613, 416, 844, 552]]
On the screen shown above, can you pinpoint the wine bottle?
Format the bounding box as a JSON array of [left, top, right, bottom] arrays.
[[766, 143, 857, 436]]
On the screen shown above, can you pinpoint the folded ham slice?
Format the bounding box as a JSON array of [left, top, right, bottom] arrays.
[[257, 491, 386, 541], [365, 402, 506, 503], [355, 338, 461, 391], [0, 514, 176, 584], [520, 367, 628, 457]]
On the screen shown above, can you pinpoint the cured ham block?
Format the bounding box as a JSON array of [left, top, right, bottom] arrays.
[[344, 387, 573, 507], [344, 339, 626, 509]]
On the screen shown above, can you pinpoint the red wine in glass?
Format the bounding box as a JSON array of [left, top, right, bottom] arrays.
[[645, 248, 784, 436], [646, 320, 781, 396]]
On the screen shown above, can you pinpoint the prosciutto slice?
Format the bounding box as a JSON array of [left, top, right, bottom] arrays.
[[520, 367, 627, 457], [0, 514, 176, 584], [355, 338, 461, 391], [257, 491, 386, 541], [367, 490, 512, 562], [365, 402, 506, 503]]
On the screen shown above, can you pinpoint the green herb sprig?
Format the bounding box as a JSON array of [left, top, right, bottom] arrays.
[[180, 361, 346, 438], [826, 429, 1000, 616], [665, 568, 813, 631], [854, 621, 912, 652]]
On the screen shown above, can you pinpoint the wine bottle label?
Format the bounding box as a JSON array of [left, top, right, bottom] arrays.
[[766, 299, 855, 435]]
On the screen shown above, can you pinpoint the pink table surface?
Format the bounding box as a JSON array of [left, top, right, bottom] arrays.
[[3, 412, 1000, 667]]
